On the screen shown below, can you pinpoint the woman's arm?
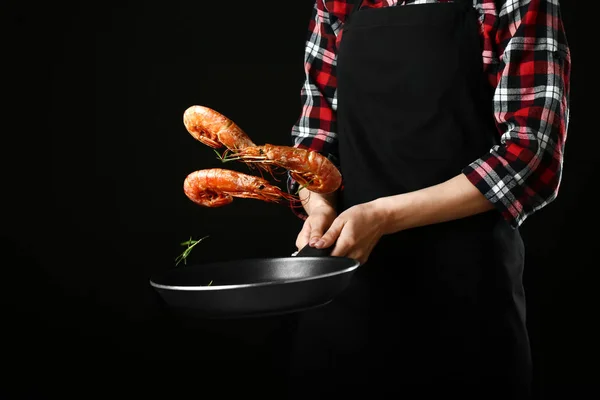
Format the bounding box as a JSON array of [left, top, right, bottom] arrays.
[[462, 0, 571, 228], [313, 0, 572, 259], [375, 174, 494, 234], [287, 0, 356, 219]]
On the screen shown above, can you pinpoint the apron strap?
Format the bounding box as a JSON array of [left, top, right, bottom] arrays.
[[348, 0, 473, 19], [348, 0, 364, 19]]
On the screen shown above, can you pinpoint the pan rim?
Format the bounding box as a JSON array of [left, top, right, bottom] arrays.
[[149, 257, 361, 291]]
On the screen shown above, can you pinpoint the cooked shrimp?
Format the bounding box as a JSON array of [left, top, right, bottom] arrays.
[[183, 168, 298, 207], [225, 144, 342, 194], [183, 105, 256, 150]]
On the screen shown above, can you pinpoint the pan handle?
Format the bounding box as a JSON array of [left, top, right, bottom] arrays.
[[294, 242, 335, 257]]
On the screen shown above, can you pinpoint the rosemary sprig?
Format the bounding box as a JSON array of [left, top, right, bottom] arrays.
[[214, 149, 241, 163], [213, 149, 226, 162], [295, 179, 314, 194], [175, 235, 209, 266]]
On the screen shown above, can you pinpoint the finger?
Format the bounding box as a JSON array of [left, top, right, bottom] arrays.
[[346, 240, 376, 265], [346, 251, 367, 265], [308, 226, 325, 246], [315, 219, 344, 249], [308, 218, 331, 247], [296, 221, 312, 250], [330, 233, 356, 257]]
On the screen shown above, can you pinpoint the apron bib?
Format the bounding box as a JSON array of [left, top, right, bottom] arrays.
[[286, 1, 532, 398]]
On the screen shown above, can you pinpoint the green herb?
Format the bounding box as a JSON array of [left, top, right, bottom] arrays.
[[175, 235, 209, 266], [214, 149, 237, 163], [295, 178, 314, 195], [214, 148, 245, 163], [213, 149, 226, 162]]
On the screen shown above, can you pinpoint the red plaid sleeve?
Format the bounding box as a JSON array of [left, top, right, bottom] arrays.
[[463, 0, 571, 227], [287, 1, 391, 216], [289, 1, 389, 161], [287, 0, 356, 216], [289, 1, 353, 161]]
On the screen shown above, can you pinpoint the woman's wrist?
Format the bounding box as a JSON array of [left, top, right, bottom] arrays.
[[372, 193, 413, 235], [299, 188, 338, 216], [374, 173, 495, 235]]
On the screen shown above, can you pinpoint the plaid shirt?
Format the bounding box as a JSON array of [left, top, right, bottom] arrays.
[[288, 0, 571, 227]]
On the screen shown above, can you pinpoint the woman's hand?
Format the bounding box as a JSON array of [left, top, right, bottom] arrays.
[[312, 200, 389, 265], [295, 189, 338, 251], [295, 204, 337, 251], [310, 174, 496, 263]]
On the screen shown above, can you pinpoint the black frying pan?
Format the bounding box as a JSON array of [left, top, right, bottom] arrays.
[[150, 244, 360, 319]]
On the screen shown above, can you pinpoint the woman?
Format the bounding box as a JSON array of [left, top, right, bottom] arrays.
[[286, 0, 570, 398]]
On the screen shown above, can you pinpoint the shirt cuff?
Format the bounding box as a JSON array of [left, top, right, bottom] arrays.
[[462, 155, 527, 229], [287, 174, 307, 220]]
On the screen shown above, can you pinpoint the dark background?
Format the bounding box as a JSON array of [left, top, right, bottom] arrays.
[[2, 1, 593, 398]]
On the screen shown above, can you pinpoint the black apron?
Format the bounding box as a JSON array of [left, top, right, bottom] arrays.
[[286, 1, 532, 398]]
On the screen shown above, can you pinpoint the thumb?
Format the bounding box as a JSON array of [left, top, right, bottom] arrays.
[[308, 226, 326, 246], [315, 219, 344, 249], [296, 221, 313, 250], [307, 215, 333, 246]]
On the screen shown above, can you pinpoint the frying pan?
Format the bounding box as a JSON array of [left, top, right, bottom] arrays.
[[149, 244, 360, 319]]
